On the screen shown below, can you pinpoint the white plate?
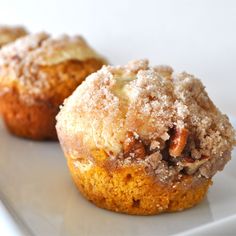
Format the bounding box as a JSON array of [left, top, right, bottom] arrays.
[[0, 117, 235, 236]]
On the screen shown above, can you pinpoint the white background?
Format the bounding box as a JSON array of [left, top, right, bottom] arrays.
[[0, 0, 235, 116]]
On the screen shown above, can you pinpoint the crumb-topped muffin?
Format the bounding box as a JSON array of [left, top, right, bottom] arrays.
[[56, 60, 235, 215], [0, 25, 28, 48], [0, 32, 106, 140]]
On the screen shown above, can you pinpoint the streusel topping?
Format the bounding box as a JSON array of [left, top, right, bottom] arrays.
[[0, 32, 106, 99], [56, 60, 235, 181]]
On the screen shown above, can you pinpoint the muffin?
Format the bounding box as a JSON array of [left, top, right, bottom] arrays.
[[56, 60, 235, 215], [0, 32, 106, 140], [0, 25, 28, 48]]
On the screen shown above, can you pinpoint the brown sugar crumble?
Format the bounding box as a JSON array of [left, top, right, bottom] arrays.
[[0, 32, 106, 104], [57, 59, 236, 184]]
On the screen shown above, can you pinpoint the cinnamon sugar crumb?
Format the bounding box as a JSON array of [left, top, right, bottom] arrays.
[[56, 59, 236, 182], [0, 32, 106, 101]]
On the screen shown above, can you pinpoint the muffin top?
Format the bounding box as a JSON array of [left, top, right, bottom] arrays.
[[57, 60, 235, 181], [0, 25, 28, 47], [0, 32, 106, 100]]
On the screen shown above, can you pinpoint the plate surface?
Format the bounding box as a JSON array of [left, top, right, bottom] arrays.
[[0, 118, 235, 236]]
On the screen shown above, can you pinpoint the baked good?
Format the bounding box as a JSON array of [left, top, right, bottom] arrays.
[[0, 32, 106, 140], [0, 25, 27, 48], [56, 60, 235, 215]]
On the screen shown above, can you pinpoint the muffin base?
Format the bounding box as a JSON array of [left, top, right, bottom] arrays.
[[67, 157, 212, 215], [0, 91, 58, 140]]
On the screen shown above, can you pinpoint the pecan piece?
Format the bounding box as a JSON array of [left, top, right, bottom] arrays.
[[169, 127, 189, 157], [182, 155, 210, 175], [123, 132, 146, 159]]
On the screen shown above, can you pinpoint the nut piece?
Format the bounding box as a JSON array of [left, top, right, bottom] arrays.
[[169, 128, 189, 157], [182, 156, 210, 175], [123, 132, 146, 159]]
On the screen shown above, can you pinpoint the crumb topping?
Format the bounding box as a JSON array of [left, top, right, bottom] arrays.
[[0, 32, 106, 99], [56, 60, 236, 182], [0, 25, 28, 47]]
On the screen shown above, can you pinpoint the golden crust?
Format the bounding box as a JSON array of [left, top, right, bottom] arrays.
[[68, 155, 211, 215], [0, 25, 28, 47], [0, 90, 58, 140]]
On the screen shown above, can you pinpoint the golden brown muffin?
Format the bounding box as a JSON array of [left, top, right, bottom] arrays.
[[0, 32, 106, 140], [0, 25, 28, 48], [56, 60, 235, 215]]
